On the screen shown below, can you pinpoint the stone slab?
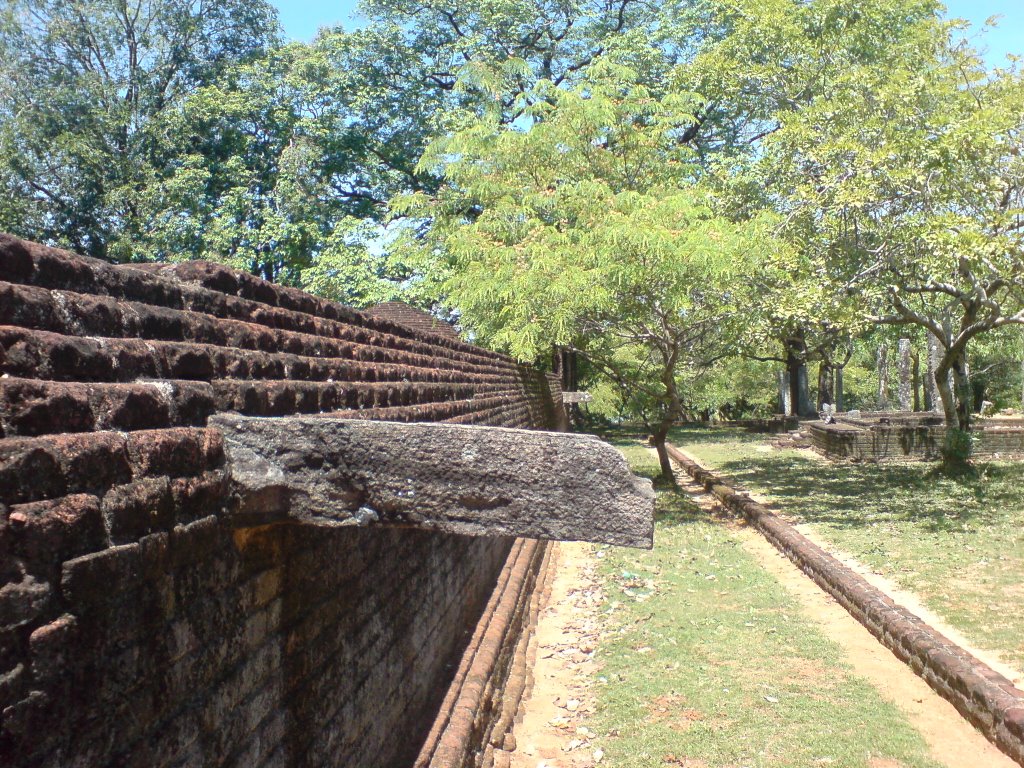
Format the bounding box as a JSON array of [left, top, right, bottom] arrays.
[[211, 415, 654, 548]]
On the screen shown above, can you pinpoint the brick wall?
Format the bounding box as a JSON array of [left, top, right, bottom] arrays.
[[0, 234, 563, 767], [368, 301, 461, 340]]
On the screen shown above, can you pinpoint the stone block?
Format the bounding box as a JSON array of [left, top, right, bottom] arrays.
[[213, 415, 654, 548]]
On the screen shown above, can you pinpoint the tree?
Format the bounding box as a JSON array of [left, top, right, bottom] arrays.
[[762, 10, 1024, 464], [678, 0, 952, 418], [397, 62, 780, 477], [0, 0, 279, 260]]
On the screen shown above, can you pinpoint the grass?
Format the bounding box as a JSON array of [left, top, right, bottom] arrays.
[[670, 425, 1024, 671], [589, 435, 942, 768]]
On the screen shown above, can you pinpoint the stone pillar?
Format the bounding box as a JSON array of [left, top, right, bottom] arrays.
[[779, 370, 792, 416], [795, 363, 813, 417], [876, 344, 889, 410], [926, 334, 941, 412], [897, 338, 912, 411]]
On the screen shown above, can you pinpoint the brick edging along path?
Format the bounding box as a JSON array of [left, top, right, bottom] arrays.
[[665, 442, 1024, 766], [414, 538, 550, 768]]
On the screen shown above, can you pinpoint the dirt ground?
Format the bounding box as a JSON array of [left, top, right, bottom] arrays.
[[505, 450, 1018, 768], [509, 542, 604, 768]]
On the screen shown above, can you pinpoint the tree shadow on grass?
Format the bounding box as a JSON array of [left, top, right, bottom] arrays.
[[653, 490, 706, 529], [668, 428, 1017, 534]]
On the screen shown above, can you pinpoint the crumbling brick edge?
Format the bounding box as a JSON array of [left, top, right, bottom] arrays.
[[414, 537, 553, 768], [665, 442, 1024, 767]]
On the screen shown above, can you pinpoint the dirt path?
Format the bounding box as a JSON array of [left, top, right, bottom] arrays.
[[791, 522, 1024, 688], [509, 542, 603, 768], [674, 469, 1019, 768]]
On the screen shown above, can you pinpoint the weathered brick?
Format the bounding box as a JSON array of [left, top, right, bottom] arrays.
[[0, 574, 51, 631], [8, 494, 105, 572], [127, 428, 223, 479], [102, 478, 173, 544], [61, 542, 143, 605], [0, 233, 565, 768], [29, 613, 77, 684]]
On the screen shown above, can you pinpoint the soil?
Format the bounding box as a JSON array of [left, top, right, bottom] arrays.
[[792, 523, 1024, 687], [506, 447, 1019, 768], [689, 442, 1022, 687], [509, 542, 604, 768]]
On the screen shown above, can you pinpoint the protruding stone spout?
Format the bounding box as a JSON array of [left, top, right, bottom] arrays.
[[211, 415, 655, 548]]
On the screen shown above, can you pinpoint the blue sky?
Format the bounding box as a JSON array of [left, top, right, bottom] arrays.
[[272, 1, 1022, 66]]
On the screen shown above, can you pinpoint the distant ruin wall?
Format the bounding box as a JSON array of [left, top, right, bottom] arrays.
[[0, 234, 564, 768], [808, 413, 1024, 460]]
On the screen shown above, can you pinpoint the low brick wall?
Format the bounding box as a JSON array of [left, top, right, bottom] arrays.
[[0, 234, 564, 768], [809, 419, 1024, 460], [665, 442, 1024, 766], [415, 538, 552, 768]]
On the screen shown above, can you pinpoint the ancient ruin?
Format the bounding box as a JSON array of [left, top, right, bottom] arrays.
[[807, 410, 1024, 461], [0, 233, 653, 768]]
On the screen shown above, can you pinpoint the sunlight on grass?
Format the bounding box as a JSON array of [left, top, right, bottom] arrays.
[[671, 426, 1024, 670], [591, 436, 940, 768]]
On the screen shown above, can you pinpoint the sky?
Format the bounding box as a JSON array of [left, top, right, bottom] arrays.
[[272, 1, 1022, 66]]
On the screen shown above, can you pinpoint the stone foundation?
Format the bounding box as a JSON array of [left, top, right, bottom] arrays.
[[808, 411, 1024, 460]]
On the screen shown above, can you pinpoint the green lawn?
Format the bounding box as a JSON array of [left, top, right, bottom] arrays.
[[590, 436, 941, 768], [670, 425, 1024, 671]]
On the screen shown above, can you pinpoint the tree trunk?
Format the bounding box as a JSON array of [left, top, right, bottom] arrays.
[[876, 344, 889, 410], [953, 355, 972, 431], [935, 349, 972, 467], [817, 361, 834, 409], [785, 332, 813, 417], [835, 365, 845, 412], [650, 423, 674, 481], [556, 347, 580, 427]]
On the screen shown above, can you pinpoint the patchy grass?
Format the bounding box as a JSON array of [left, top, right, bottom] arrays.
[[590, 435, 941, 768], [670, 425, 1024, 670]]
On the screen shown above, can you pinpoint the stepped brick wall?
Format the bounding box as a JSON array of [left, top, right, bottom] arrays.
[[368, 301, 461, 340], [0, 234, 564, 768]]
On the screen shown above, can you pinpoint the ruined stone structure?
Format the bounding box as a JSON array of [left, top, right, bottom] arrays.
[[0, 234, 572, 767], [808, 411, 1024, 460]]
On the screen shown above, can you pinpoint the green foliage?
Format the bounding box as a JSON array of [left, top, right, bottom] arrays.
[[396, 60, 786, 431], [751, 1, 1024, 431], [1, 0, 1022, 423], [0, 0, 279, 260]]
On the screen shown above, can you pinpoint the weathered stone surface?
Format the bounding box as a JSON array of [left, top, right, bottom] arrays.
[[898, 338, 912, 411], [212, 415, 654, 548]]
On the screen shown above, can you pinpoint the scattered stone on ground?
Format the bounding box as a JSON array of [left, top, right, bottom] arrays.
[[510, 542, 603, 768]]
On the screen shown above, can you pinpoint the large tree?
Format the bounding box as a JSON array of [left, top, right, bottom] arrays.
[[397, 62, 781, 477], [761, 7, 1024, 463], [0, 0, 279, 260]]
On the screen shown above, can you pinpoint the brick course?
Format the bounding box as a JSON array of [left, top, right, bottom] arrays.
[[808, 417, 1024, 460], [0, 233, 564, 768]]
